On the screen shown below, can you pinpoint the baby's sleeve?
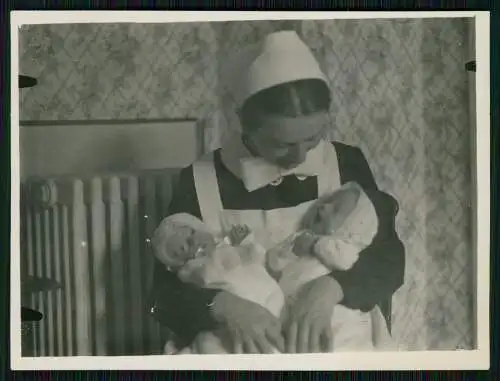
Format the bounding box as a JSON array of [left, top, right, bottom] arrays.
[[314, 236, 360, 271]]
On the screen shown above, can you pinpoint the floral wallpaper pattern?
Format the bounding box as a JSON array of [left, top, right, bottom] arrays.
[[19, 18, 474, 350]]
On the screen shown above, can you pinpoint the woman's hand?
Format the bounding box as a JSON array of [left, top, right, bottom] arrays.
[[210, 291, 285, 354], [284, 275, 343, 353]]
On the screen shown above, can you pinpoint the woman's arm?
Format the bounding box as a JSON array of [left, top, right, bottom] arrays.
[[330, 146, 405, 313], [149, 166, 219, 345]]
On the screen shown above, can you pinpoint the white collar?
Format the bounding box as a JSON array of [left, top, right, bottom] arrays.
[[220, 136, 329, 192]]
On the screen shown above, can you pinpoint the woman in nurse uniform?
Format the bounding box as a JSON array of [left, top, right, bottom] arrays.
[[149, 30, 405, 354]]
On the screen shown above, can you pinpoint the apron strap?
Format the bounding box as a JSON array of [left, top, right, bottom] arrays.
[[317, 141, 341, 197], [192, 153, 224, 233]]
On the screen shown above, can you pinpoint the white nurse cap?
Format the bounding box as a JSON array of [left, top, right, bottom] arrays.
[[227, 30, 329, 109]]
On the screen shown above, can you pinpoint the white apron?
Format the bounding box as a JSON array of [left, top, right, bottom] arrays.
[[192, 143, 395, 351]]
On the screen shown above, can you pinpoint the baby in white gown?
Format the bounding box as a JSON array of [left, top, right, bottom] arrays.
[[266, 181, 381, 351], [152, 213, 285, 354], [152, 181, 383, 354]]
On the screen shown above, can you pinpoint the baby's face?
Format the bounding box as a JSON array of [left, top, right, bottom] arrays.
[[166, 226, 216, 268], [315, 188, 360, 234]]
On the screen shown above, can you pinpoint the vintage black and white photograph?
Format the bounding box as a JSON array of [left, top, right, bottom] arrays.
[[10, 11, 490, 370]]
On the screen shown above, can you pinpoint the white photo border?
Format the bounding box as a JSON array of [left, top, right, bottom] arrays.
[[10, 10, 491, 371]]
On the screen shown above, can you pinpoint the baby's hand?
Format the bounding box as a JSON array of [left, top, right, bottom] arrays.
[[292, 231, 319, 257], [228, 224, 251, 245]]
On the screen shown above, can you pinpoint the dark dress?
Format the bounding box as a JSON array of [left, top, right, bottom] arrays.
[[149, 141, 405, 347]]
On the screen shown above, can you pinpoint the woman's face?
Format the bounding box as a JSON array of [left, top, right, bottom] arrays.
[[243, 113, 327, 169]]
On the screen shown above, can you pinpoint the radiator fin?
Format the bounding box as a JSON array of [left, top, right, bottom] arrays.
[[20, 171, 179, 356]]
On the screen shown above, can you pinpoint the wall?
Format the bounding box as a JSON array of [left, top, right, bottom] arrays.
[[20, 120, 202, 180], [19, 18, 474, 350]]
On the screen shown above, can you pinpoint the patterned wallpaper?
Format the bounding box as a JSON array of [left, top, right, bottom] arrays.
[[19, 18, 474, 350]]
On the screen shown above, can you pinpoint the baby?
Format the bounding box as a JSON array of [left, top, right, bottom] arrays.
[[265, 181, 382, 351], [153, 181, 381, 354], [267, 181, 378, 293], [152, 213, 285, 354]]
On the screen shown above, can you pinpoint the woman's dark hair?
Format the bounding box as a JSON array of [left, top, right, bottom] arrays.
[[239, 79, 331, 133]]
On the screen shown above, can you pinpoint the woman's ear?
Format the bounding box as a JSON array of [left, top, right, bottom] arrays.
[[237, 107, 260, 138]]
